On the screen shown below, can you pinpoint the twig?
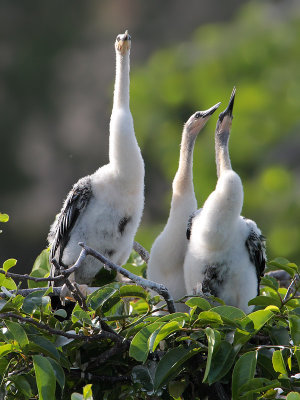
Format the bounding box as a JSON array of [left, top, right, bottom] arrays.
[[80, 242, 176, 314], [0, 312, 125, 344], [283, 274, 300, 303], [133, 241, 149, 264], [69, 369, 131, 384]]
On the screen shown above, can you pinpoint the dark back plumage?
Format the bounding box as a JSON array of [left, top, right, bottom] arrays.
[[49, 177, 92, 269]]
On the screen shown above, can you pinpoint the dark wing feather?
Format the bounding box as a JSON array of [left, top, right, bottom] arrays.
[[245, 227, 266, 295], [49, 177, 92, 270], [186, 209, 201, 240]]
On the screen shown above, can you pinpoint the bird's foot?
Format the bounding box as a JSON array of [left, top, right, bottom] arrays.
[[115, 30, 131, 55]]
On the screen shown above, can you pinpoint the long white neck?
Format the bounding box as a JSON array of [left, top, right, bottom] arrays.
[[108, 49, 144, 181], [170, 128, 197, 220], [197, 133, 243, 249]]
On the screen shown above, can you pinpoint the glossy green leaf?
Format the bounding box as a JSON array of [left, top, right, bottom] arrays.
[[196, 311, 223, 325], [0, 343, 15, 357], [268, 258, 297, 277], [0, 213, 9, 222], [260, 275, 279, 291], [211, 305, 246, 324], [131, 365, 154, 393], [10, 375, 33, 397], [28, 249, 51, 288], [119, 284, 148, 299], [28, 335, 60, 360], [0, 276, 17, 290], [232, 351, 257, 400], [83, 383, 93, 399], [239, 378, 280, 398], [3, 258, 17, 272], [185, 297, 211, 310], [272, 350, 287, 375], [129, 321, 164, 362], [287, 392, 300, 400], [203, 327, 221, 382], [154, 345, 202, 391], [288, 314, 300, 345], [22, 289, 50, 314], [47, 357, 65, 389], [33, 355, 56, 400], [159, 312, 189, 322], [207, 341, 236, 384], [54, 309, 67, 319], [6, 321, 29, 348], [87, 286, 118, 310], [149, 320, 183, 352], [248, 295, 282, 308]]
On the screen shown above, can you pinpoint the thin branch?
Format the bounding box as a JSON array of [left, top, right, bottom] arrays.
[[69, 369, 131, 384], [133, 241, 149, 264], [283, 274, 300, 303], [0, 312, 126, 344], [0, 287, 101, 299], [80, 242, 176, 314]]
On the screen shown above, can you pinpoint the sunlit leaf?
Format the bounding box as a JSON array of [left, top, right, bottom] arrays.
[[3, 259, 17, 272], [129, 321, 164, 362], [272, 350, 287, 375], [288, 314, 300, 345], [0, 213, 9, 223], [6, 321, 29, 348], [33, 355, 56, 400], [185, 297, 211, 311], [149, 320, 183, 352], [203, 327, 221, 383], [232, 351, 257, 400]]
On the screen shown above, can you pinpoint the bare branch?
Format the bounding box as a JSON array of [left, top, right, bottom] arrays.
[[79, 242, 176, 313], [283, 274, 300, 302], [69, 369, 131, 384], [0, 312, 127, 344], [133, 241, 149, 264]]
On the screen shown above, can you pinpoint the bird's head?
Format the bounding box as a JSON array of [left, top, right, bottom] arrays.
[[215, 87, 236, 145], [115, 30, 131, 55], [185, 102, 221, 136]]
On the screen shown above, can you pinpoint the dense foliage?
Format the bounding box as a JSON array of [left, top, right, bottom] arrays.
[[0, 213, 299, 399]]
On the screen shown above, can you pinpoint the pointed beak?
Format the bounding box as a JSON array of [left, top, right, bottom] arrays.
[[220, 87, 236, 120], [201, 102, 222, 118]]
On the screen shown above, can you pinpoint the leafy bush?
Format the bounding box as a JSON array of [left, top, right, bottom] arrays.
[[0, 214, 299, 400]]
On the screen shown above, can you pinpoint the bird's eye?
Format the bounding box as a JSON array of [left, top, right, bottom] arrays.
[[116, 37, 121, 42], [195, 112, 201, 119]]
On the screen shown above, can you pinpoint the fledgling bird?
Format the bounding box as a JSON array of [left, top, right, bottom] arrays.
[[183, 88, 266, 313], [147, 103, 221, 312], [48, 31, 144, 300]]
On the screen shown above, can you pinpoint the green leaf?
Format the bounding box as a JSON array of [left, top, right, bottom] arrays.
[[203, 327, 221, 383], [47, 357, 65, 390], [0, 343, 15, 357], [22, 289, 50, 314], [28, 335, 60, 360], [71, 394, 83, 400], [10, 375, 33, 397], [131, 365, 154, 393], [87, 286, 118, 310], [246, 309, 275, 331], [288, 314, 300, 345], [268, 258, 298, 277], [83, 383, 93, 399], [207, 340, 236, 384], [260, 275, 279, 292], [196, 311, 223, 325], [239, 378, 280, 398], [6, 321, 29, 348], [159, 312, 189, 322], [185, 297, 211, 310], [54, 309, 67, 319], [0, 213, 9, 222], [272, 350, 287, 375], [211, 305, 246, 324], [287, 392, 300, 400], [71, 304, 92, 325], [149, 320, 183, 352], [154, 345, 202, 391], [248, 295, 282, 308], [33, 355, 56, 400], [0, 276, 17, 290], [129, 321, 164, 362], [295, 349, 300, 371], [232, 351, 257, 400], [3, 258, 17, 272], [119, 284, 148, 299]]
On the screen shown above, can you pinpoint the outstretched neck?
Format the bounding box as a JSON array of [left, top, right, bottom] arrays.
[[173, 128, 196, 195], [113, 51, 130, 110], [215, 135, 232, 178]]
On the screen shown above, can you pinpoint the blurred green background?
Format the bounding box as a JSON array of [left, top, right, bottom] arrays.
[[1, 0, 300, 274]]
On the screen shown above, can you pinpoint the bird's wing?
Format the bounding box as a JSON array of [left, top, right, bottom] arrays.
[[186, 209, 202, 240], [49, 177, 92, 271], [244, 218, 266, 294]]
